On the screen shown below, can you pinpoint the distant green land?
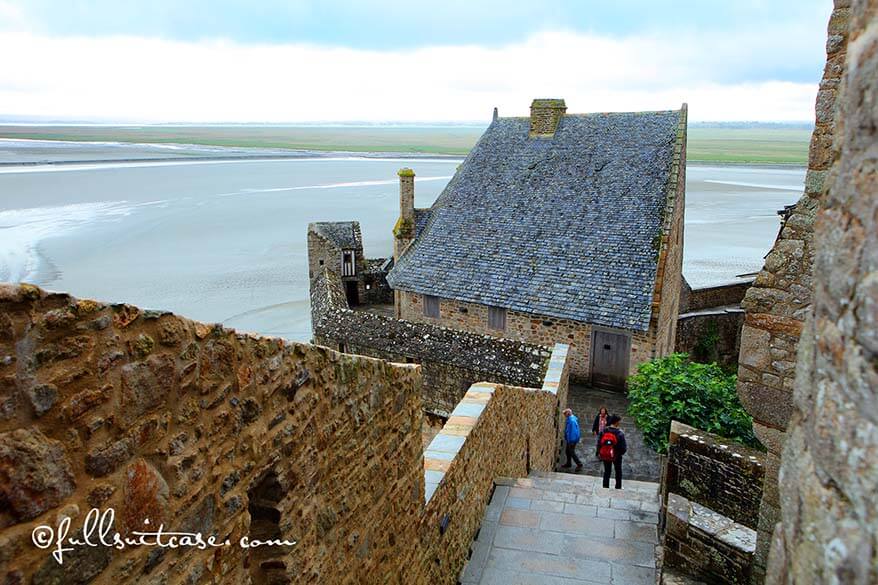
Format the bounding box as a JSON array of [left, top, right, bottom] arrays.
[[0, 124, 812, 164]]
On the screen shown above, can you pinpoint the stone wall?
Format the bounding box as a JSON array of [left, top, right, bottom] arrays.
[[0, 284, 425, 585], [680, 280, 752, 314], [660, 422, 763, 584], [735, 3, 850, 578], [676, 309, 744, 368], [765, 0, 878, 582], [362, 259, 393, 305], [664, 493, 757, 585], [652, 104, 688, 358], [417, 344, 569, 583], [662, 421, 765, 530], [398, 290, 653, 384], [311, 270, 551, 415]]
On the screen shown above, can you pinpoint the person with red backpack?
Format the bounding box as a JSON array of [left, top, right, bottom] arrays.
[[598, 415, 627, 489]]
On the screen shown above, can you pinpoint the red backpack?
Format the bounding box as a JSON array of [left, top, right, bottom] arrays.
[[598, 430, 618, 462]]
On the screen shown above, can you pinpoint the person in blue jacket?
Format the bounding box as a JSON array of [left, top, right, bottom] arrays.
[[562, 408, 583, 470]]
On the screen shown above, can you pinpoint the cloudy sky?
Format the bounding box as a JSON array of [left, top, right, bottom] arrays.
[[0, 0, 833, 123]]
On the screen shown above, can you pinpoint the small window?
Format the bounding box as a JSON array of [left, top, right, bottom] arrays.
[[342, 250, 356, 277], [318, 259, 324, 266], [488, 306, 507, 331], [424, 295, 440, 318]]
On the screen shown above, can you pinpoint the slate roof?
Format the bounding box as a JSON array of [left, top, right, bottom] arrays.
[[387, 110, 684, 331], [414, 208, 433, 239], [309, 221, 362, 250]]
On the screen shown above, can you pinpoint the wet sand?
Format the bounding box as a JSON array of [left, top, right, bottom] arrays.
[[0, 144, 805, 341]]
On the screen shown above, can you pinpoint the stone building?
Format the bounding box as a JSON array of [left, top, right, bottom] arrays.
[[307, 221, 392, 306], [386, 99, 689, 388]]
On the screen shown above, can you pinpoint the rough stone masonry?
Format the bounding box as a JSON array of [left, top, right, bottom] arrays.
[[765, 0, 878, 582], [735, 0, 851, 579]]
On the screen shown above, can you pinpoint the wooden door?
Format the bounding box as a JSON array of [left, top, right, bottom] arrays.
[[591, 330, 631, 390], [344, 280, 359, 307]]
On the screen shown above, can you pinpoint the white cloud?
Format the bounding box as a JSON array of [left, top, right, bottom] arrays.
[[0, 30, 818, 122]]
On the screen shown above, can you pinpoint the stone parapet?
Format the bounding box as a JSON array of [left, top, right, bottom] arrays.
[[0, 283, 425, 584], [417, 343, 569, 582], [662, 421, 765, 530], [664, 493, 757, 585], [311, 269, 551, 414]]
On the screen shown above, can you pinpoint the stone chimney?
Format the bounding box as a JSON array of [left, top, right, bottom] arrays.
[[529, 98, 567, 137], [393, 168, 416, 263], [398, 168, 415, 222]]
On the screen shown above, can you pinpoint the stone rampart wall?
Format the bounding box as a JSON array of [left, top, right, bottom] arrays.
[[417, 344, 569, 583], [663, 493, 757, 585], [766, 1, 878, 581], [735, 2, 850, 578], [0, 284, 425, 585], [660, 422, 763, 584], [311, 270, 551, 414], [680, 281, 752, 313], [662, 421, 764, 529], [675, 309, 744, 367]]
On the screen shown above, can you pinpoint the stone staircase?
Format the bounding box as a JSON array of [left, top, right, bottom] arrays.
[[460, 471, 662, 585]]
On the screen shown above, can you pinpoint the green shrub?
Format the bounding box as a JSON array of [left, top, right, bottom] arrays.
[[626, 353, 759, 453]]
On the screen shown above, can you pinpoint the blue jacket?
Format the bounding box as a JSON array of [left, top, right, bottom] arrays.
[[565, 415, 581, 443]]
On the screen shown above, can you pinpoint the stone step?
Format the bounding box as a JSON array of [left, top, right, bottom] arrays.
[[493, 473, 661, 521], [462, 473, 662, 584]]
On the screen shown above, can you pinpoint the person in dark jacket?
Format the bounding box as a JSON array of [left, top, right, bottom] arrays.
[[599, 415, 627, 489], [562, 408, 583, 470]]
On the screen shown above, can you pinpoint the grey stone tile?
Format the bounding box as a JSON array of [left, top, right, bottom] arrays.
[[491, 485, 511, 504], [451, 402, 486, 418], [461, 540, 490, 583], [424, 469, 445, 485], [610, 563, 657, 585], [475, 520, 498, 544], [510, 487, 544, 499], [427, 433, 466, 454], [563, 503, 598, 517], [597, 507, 632, 521], [485, 547, 612, 582], [640, 500, 661, 514], [478, 567, 605, 585], [542, 490, 578, 503], [610, 498, 642, 511], [613, 520, 658, 544], [492, 525, 565, 554], [499, 508, 542, 528], [628, 510, 659, 524], [576, 493, 611, 507], [506, 497, 532, 510], [539, 511, 606, 537], [531, 499, 566, 513], [561, 534, 656, 568]]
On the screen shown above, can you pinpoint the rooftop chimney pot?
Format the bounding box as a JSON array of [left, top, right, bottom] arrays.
[[529, 98, 567, 137]]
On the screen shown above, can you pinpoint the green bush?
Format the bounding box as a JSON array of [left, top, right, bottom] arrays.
[[626, 353, 759, 453]]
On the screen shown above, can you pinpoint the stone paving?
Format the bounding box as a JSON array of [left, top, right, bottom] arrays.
[[558, 385, 660, 483], [460, 471, 661, 585]]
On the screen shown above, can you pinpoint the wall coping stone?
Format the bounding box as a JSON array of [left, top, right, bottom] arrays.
[[423, 343, 569, 504]]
